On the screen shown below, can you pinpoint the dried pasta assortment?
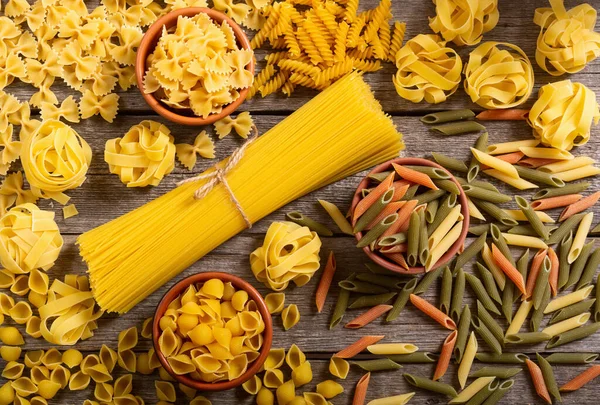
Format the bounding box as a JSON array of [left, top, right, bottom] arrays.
[[143, 13, 253, 117], [156, 278, 265, 382], [429, 0, 499, 46]]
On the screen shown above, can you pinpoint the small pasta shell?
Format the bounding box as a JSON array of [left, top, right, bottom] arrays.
[[281, 304, 301, 330], [265, 293, 286, 314], [117, 327, 138, 352], [62, 349, 83, 369], [329, 357, 350, 379], [2, 361, 25, 379], [68, 371, 91, 391], [155, 380, 176, 402]]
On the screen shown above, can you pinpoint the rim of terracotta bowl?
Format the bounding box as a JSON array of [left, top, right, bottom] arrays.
[[351, 157, 470, 275], [153, 272, 272, 391], [136, 7, 255, 126]]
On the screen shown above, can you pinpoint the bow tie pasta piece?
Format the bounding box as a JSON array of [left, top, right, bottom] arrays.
[[58, 10, 100, 51], [226, 49, 254, 89], [0, 203, 63, 275], [0, 124, 21, 175], [213, 0, 252, 24], [250, 221, 322, 291], [57, 41, 100, 81], [527, 80, 600, 151], [109, 25, 143, 66], [534, 0, 600, 76], [21, 119, 92, 204], [79, 90, 119, 123], [0, 172, 38, 214], [40, 96, 80, 123], [214, 112, 254, 139], [464, 42, 534, 109], [429, 0, 499, 46], [175, 131, 216, 170], [0, 53, 27, 90], [393, 34, 462, 104], [105, 120, 176, 187], [25, 51, 63, 88]]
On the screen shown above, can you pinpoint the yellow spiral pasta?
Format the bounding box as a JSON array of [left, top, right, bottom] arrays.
[[250, 221, 321, 291], [105, 120, 176, 188], [534, 0, 600, 76], [0, 203, 63, 275], [21, 120, 92, 204], [464, 42, 534, 109], [429, 0, 499, 46], [393, 34, 462, 104], [527, 80, 600, 151]]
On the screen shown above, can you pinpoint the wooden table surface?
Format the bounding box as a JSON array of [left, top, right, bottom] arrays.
[[3, 0, 600, 404]]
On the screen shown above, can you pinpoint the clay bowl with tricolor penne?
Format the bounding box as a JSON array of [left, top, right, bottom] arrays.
[[351, 157, 470, 274]]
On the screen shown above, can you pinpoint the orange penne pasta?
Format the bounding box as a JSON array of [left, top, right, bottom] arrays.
[[479, 151, 524, 170], [352, 172, 395, 223], [559, 365, 600, 392], [315, 251, 336, 313], [547, 248, 559, 297], [476, 109, 529, 121], [352, 372, 371, 405], [334, 335, 385, 358], [518, 157, 560, 168], [491, 243, 527, 295], [409, 294, 456, 330], [433, 330, 457, 381], [526, 359, 552, 404], [383, 252, 410, 270], [531, 194, 583, 211], [366, 201, 406, 229], [345, 305, 393, 329], [379, 244, 407, 254], [559, 191, 600, 221], [381, 200, 418, 237], [525, 249, 548, 300], [391, 182, 411, 202], [392, 163, 438, 190]]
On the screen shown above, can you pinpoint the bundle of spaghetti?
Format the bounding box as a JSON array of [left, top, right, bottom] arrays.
[[79, 73, 404, 313]]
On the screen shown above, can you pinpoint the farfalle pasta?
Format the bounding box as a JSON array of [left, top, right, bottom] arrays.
[[156, 278, 265, 383], [0, 124, 21, 176], [175, 131, 216, 171], [429, 0, 499, 46], [534, 0, 600, 75], [105, 120, 176, 187], [250, 221, 322, 291], [464, 42, 534, 109], [393, 34, 462, 104], [214, 112, 254, 139], [527, 80, 600, 150], [21, 120, 92, 204], [0, 172, 38, 214], [143, 13, 253, 118], [40, 96, 80, 123], [79, 90, 119, 123]]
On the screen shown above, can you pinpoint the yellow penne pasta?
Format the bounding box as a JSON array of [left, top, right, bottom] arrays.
[[544, 285, 594, 314], [501, 233, 548, 249], [568, 212, 594, 263], [367, 392, 415, 405], [449, 377, 495, 404], [506, 299, 533, 336], [541, 313, 590, 337], [426, 221, 463, 271], [483, 169, 538, 190], [366, 343, 418, 355], [503, 210, 554, 223], [428, 205, 462, 250], [553, 165, 600, 182], [481, 243, 506, 290], [466, 197, 486, 220], [458, 332, 477, 389], [518, 147, 573, 160], [539, 156, 596, 173], [487, 139, 540, 155], [471, 148, 519, 179], [318, 200, 353, 235]]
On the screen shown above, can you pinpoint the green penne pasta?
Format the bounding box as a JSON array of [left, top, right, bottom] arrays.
[[565, 240, 594, 289], [378, 233, 407, 247], [450, 269, 466, 322], [536, 353, 561, 401], [576, 247, 600, 289], [356, 213, 398, 248], [477, 301, 504, 347], [507, 224, 557, 238], [465, 379, 498, 405], [428, 193, 458, 235], [515, 196, 549, 240], [353, 188, 395, 233], [532, 181, 590, 200], [356, 273, 405, 289], [453, 232, 487, 273], [418, 209, 429, 265], [481, 379, 514, 405], [454, 304, 471, 363], [431, 121, 486, 136], [595, 275, 600, 322], [456, 177, 500, 193], [504, 332, 551, 345], [472, 199, 519, 227], [440, 266, 453, 314], [466, 273, 500, 315], [475, 263, 502, 305], [368, 171, 394, 183], [513, 249, 530, 303], [475, 353, 528, 364], [403, 373, 458, 397], [513, 165, 565, 187], [468, 224, 510, 236], [402, 185, 420, 200], [549, 299, 596, 324], [348, 292, 397, 309], [472, 317, 502, 354], [546, 322, 600, 349], [532, 257, 551, 310], [434, 179, 460, 195], [415, 189, 446, 205], [365, 263, 407, 275], [413, 266, 444, 295], [386, 278, 418, 322], [490, 224, 516, 267], [501, 282, 514, 323], [468, 133, 488, 183], [425, 199, 439, 223], [407, 210, 421, 267], [432, 152, 468, 173], [590, 222, 600, 235], [386, 352, 437, 363], [421, 109, 475, 124], [405, 166, 451, 180], [462, 185, 511, 204], [350, 359, 402, 372], [544, 352, 599, 364], [330, 273, 355, 329], [469, 367, 521, 379], [338, 279, 389, 294], [530, 284, 550, 331], [286, 211, 333, 236], [547, 213, 585, 245]]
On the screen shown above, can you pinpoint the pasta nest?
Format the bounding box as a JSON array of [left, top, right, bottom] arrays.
[[104, 120, 176, 187], [464, 42, 534, 109], [21, 119, 92, 205], [250, 221, 322, 291], [429, 0, 500, 46], [393, 34, 463, 104], [527, 80, 600, 151], [0, 203, 63, 275], [534, 0, 600, 76]]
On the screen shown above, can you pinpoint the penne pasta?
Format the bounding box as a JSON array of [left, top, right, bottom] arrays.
[[431, 121, 486, 136], [546, 322, 600, 349], [568, 212, 594, 263], [565, 241, 594, 290], [319, 200, 353, 235], [525, 359, 552, 404], [481, 242, 507, 290], [367, 392, 415, 405], [518, 157, 560, 169], [449, 377, 495, 404], [354, 189, 395, 233], [553, 165, 600, 182], [539, 156, 595, 173], [501, 233, 548, 249], [559, 365, 600, 392], [428, 205, 462, 251], [392, 164, 438, 190], [471, 317, 502, 355], [525, 249, 548, 299], [532, 256, 551, 310], [334, 336, 385, 359], [519, 147, 573, 160], [476, 109, 529, 121], [547, 248, 559, 297], [426, 221, 463, 271], [468, 132, 488, 182], [366, 202, 406, 230], [533, 182, 591, 200], [440, 267, 453, 314], [345, 305, 393, 329], [466, 197, 486, 220], [350, 359, 402, 372], [471, 148, 519, 179], [487, 139, 539, 155], [315, 251, 337, 313], [457, 332, 477, 389], [386, 278, 418, 322], [550, 299, 595, 325], [541, 312, 590, 337], [367, 343, 418, 355], [349, 292, 397, 309], [475, 263, 502, 305], [536, 354, 561, 402], [504, 209, 554, 223], [544, 285, 594, 314], [404, 374, 457, 397], [577, 247, 600, 290], [491, 244, 526, 294], [422, 110, 475, 124], [287, 211, 333, 236], [352, 373, 371, 405], [505, 299, 533, 337], [352, 172, 395, 223], [559, 191, 600, 221], [433, 330, 457, 381], [482, 169, 537, 190], [381, 200, 419, 238], [546, 353, 599, 364], [409, 294, 456, 330], [432, 153, 468, 172], [531, 194, 583, 211]]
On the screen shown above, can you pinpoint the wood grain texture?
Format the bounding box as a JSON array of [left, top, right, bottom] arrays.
[[2, 0, 600, 404]]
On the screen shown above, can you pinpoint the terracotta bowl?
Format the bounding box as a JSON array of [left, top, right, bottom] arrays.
[[153, 272, 272, 391], [136, 8, 255, 126], [351, 157, 470, 275]]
